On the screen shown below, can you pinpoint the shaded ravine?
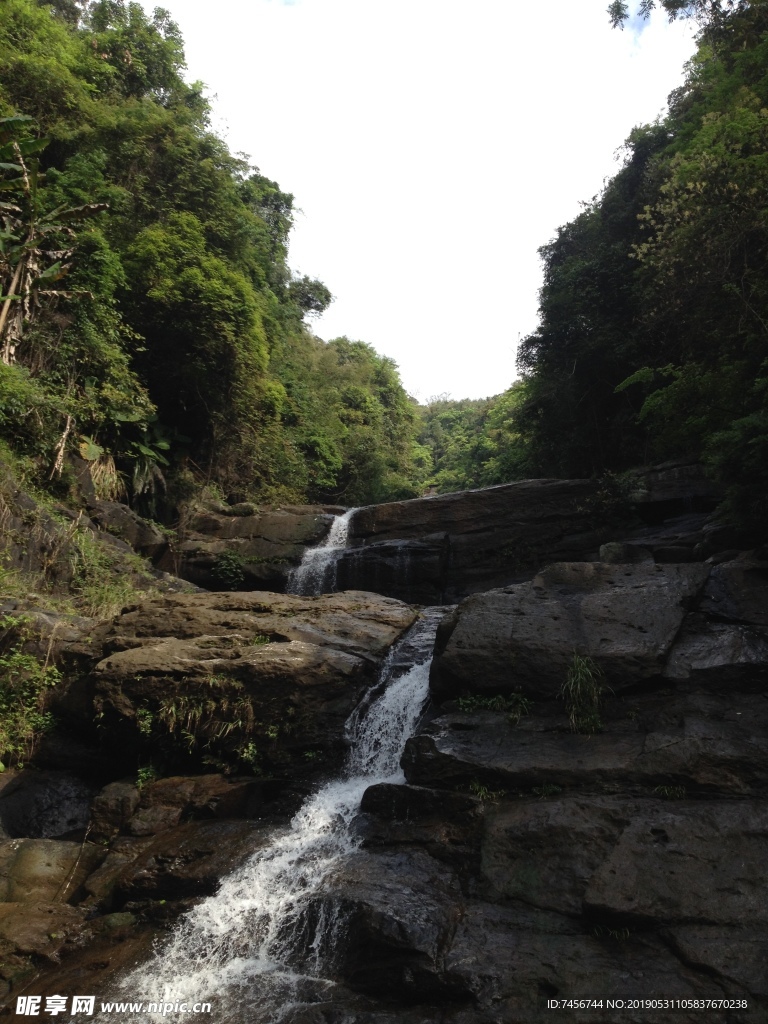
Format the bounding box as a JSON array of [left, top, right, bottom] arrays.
[[110, 610, 444, 1023]]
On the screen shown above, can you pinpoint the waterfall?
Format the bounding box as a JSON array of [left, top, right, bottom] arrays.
[[287, 508, 358, 596], [113, 610, 444, 1023]]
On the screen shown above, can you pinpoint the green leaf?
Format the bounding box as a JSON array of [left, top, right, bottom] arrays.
[[79, 438, 105, 461], [41, 203, 109, 225]]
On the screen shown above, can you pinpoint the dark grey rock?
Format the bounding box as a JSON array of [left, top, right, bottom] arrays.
[[430, 562, 708, 700], [0, 771, 94, 839]]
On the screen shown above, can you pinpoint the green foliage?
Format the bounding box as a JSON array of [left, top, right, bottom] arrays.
[[593, 924, 631, 943], [414, 383, 528, 494], [135, 705, 153, 737], [136, 764, 158, 790], [0, 0, 423, 509], [70, 524, 141, 617], [0, 614, 60, 767], [515, 5, 768, 531], [560, 653, 608, 734], [210, 550, 246, 591], [469, 780, 506, 802], [654, 783, 687, 799], [456, 692, 533, 724], [532, 783, 563, 800]]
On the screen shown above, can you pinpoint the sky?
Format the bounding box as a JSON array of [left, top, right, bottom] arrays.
[[139, 0, 698, 402]]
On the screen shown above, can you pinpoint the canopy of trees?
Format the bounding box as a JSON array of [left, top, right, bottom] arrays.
[[0, 0, 422, 508]]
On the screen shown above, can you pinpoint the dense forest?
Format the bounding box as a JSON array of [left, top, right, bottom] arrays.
[[1, 0, 767, 536], [0, 0, 423, 509], [420, 0, 768, 540]]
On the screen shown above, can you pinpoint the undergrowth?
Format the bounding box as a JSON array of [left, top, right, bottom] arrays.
[[0, 615, 60, 769], [457, 692, 533, 724]]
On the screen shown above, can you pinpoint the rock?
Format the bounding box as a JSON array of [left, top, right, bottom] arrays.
[[173, 506, 340, 590], [336, 540, 449, 606], [405, 692, 768, 794], [81, 836, 152, 910], [0, 839, 105, 902], [90, 591, 417, 775], [0, 902, 89, 961], [444, 901, 725, 1022], [612, 512, 722, 561], [108, 819, 268, 903], [360, 784, 484, 874], [346, 478, 602, 602], [584, 801, 768, 927], [321, 849, 465, 1002], [124, 775, 265, 837], [93, 636, 370, 775], [668, 926, 768, 999], [478, 798, 629, 915], [90, 781, 141, 841], [430, 562, 708, 701], [701, 555, 768, 626], [404, 691, 768, 797], [87, 499, 168, 562], [100, 589, 416, 660], [664, 615, 768, 688], [598, 542, 653, 564], [0, 772, 94, 839], [627, 459, 721, 517]]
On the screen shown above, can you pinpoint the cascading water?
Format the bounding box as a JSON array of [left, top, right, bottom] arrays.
[[287, 508, 358, 596], [112, 609, 444, 1024]]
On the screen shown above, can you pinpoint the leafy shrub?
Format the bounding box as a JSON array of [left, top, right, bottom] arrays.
[[210, 550, 246, 590], [0, 615, 60, 768]]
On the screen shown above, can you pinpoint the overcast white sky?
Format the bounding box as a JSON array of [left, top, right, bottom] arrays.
[[140, 0, 697, 401]]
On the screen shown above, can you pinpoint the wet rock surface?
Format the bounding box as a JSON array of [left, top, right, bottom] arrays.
[[0, 772, 94, 840], [346, 478, 603, 603], [171, 504, 344, 590]]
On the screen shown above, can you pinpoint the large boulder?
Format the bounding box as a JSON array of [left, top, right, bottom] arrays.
[[87, 499, 169, 562], [317, 849, 466, 1002], [584, 801, 768, 928], [0, 839, 104, 902], [90, 590, 417, 776], [700, 555, 768, 626], [430, 562, 708, 700]]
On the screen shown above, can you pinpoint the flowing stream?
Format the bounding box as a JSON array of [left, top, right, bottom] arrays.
[[115, 610, 443, 1023], [286, 508, 358, 596]]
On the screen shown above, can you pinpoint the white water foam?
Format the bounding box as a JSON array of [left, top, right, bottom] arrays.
[[287, 508, 358, 596], [113, 613, 440, 1023]]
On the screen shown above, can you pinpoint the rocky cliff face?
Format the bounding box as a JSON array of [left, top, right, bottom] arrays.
[[328, 555, 767, 1021], [0, 590, 418, 1005], [1, 458, 764, 1022], [171, 460, 724, 604]]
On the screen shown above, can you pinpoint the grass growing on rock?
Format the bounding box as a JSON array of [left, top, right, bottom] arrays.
[[559, 653, 609, 734], [457, 692, 533, 725]]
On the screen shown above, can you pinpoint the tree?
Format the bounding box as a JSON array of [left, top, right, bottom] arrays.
[[0, 116, 105, 365], [608, 0, 751, 30]]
